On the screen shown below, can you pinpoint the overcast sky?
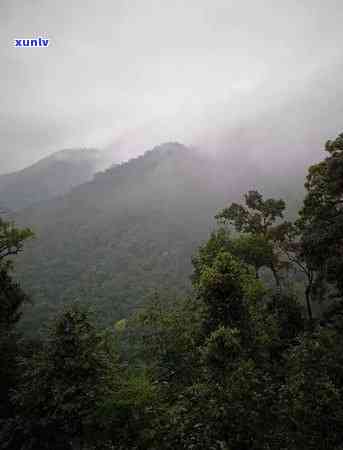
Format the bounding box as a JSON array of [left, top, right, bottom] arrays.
[[1, 0, 343, 174]]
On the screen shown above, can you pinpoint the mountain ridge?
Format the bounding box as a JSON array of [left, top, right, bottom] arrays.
[[0, 147, 110, 211]]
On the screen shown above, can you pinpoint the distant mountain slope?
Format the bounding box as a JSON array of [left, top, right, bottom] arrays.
[[15, 143, 228, 331], [13, 134, 318, 335], [12, 60, 343, 333], [0, 148, 107, 211]]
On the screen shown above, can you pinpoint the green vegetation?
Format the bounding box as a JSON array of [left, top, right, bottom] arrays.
[[1, 133, 343, 448], [13, 142, 305, 334], [14, 143, 225, 332], [0, 218, 33, 423]]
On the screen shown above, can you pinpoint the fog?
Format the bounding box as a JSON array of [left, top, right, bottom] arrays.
[[1, 0, 343, 174]]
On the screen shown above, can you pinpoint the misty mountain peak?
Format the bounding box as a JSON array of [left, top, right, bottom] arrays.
[[49, 148, 101, 163], [0, 147, 106, 211], [151, 142, 189, 154]]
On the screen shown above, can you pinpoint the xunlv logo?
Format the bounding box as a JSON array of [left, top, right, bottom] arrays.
[[14, 37, 50, 47]]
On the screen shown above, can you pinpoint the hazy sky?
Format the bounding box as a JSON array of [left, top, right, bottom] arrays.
[[1, 0, 343, 174]]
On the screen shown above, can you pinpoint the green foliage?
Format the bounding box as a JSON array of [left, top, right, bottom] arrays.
[[132, 295, 203, 387], [216, 190, 286, 235], [278, 330, 343, 449], [0, 218, 34, 270], [0, 218, 33, 422], [231, 233, 274, 276], [7, 303, 118, 449], [3, 134, 343, 449], [12, 143, 305, 337], [129, 135, 343, 448], [196, 249, 266, 336], [216, 190, 292, 290], [16, 144, 220, 334], [288, 132, 343, 326], [0, 269, 29, 332], [298, 133, 343, 301], [201, 326, 242, 370]]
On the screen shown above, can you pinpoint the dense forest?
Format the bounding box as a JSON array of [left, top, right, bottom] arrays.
[[9, 62, 343, 334], [1, 131, 343, 449], [12, 142, 304, 334]]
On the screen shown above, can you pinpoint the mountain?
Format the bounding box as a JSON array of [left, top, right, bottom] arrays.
[[0, 148, 109, 211], [14, 143, 228, 331], [12, 62, 343, 333], [12, 138, 333, 333], [12, 137, 317, 334]]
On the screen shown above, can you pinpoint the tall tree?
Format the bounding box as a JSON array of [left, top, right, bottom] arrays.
[[0, 218, 34, 269], [297, 133, 343, 325], [215, 190, 290, 291], [9, 303, 118, 450], [0, 217, 33, 421]]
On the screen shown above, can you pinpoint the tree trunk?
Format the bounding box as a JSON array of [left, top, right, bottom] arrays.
[[305, 280, 313, 322], [270, 263, 282, 297]]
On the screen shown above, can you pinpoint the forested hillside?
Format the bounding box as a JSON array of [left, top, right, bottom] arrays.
[[11, 137, 318, 333], [2, 1, 343, 447], [1, 132, 343, 449], [2, 63, 341, 334], [14, 143, 228, 331], [0, 148, 106, 211]]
